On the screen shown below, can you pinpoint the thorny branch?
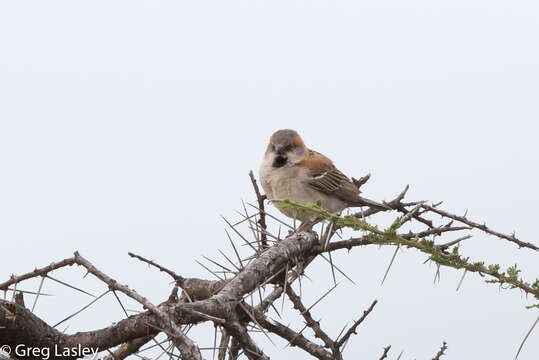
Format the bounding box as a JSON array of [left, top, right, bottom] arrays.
[[378, 345, 391, 360], [249, 170, 268, 249], [0, 173, 537, 359], [335, 300, 377, 349], [432, 341, 448, 360]]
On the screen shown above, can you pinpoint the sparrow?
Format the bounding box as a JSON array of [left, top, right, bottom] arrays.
[[259, 129, 389, 223]]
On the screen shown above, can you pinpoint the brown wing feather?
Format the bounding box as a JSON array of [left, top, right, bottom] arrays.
[[300, 150, 360, 204]]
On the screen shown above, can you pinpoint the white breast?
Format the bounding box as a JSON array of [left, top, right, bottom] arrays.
[[259, 154, 348, 222]]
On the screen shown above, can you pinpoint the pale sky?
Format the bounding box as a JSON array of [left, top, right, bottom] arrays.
[[0, 1, 538, 359]]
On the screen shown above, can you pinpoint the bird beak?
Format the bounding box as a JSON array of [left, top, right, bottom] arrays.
[[275, 144, 286, 155]]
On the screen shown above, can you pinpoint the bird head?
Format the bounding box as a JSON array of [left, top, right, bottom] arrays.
[[266, 129, 307, 168]]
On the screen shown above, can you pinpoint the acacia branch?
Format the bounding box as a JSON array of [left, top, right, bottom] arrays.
[[421, 204, 537, 251], [285, 286, 334, 350], [432, 341, 448, 360], [1, 176, 537, 359], [249, 170, 268, 248], [103, 336, 154, 360], [0, 256, 77, 291], [335, 300, 377, 349], [72, 252, 202, 360]]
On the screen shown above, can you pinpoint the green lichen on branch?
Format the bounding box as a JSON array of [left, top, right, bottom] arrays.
[[279, 200, 539, 306]]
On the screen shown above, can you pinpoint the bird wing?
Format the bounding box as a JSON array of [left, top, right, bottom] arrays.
[[300, 149, 360, 204]]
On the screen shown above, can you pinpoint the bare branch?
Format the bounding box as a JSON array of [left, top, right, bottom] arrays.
[[336, 300, 377, 349], [0, 256, 77, 291], [378, 345, 391, 360], [1, 174, 536, 360], [128, 252, 185, 284], [285, 286, 334, 349], [73, 252, 202, 360], [249, 170, 268, 248], [432, 341, 448, 360], [103, 336, 154, 360], [422, 204, 537, 251]]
